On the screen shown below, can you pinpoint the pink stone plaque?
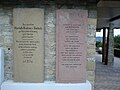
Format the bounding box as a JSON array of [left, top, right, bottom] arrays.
[[56, 10, 88, 83]]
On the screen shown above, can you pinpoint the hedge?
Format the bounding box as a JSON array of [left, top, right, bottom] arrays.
[[114, 48, 120, 57]]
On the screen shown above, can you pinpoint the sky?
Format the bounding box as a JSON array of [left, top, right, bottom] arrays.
[[96, 29, 120, 37]]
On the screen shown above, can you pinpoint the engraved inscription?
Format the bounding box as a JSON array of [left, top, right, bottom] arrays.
[[14, 23, 42, 64]]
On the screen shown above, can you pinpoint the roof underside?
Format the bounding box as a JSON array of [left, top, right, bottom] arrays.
[[1, 0, 97, 5], [0, 0, 120, 29], [97, 0, 120, 29]]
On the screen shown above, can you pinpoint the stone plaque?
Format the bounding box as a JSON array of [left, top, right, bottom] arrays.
[[56, 10, 88, 83], [13, 8, 44, 83]]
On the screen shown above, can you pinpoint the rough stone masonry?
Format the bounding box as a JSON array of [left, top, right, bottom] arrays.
[[0, 4, 97, 90]]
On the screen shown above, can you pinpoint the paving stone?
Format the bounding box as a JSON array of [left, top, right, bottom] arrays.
[[95, 53, 120, 90]]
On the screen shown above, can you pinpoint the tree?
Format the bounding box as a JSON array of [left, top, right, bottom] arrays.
[[96, 41, 102, 48]]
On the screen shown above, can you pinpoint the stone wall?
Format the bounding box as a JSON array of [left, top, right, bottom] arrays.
[[0, 4, 96, 89], [87, 18, 96, 89], [0, 8, 13, 80]]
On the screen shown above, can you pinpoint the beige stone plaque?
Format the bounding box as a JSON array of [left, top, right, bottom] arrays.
[[13, 8, 44, 83], [56, 10, 88, 83]]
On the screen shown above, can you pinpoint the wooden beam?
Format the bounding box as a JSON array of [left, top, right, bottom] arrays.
[[97, 1, 120, 7], [109, 15, 120, 22]]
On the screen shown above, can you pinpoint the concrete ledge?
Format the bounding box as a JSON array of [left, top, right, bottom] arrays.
[[0, 48, 4, 85], [1, 80, 91, 90]]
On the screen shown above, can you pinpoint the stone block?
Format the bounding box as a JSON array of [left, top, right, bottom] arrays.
[[88, 10, 97, 18], [87, 61, 96, 71], [4, 35, 13, 44], [87, 75, 95, 81], [0, 16, 10, 24]]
